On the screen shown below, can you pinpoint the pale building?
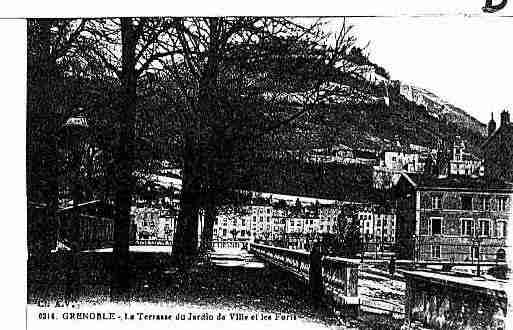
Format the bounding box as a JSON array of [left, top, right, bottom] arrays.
[[357, 205, 396, 243], [449, 138, 484, 177]]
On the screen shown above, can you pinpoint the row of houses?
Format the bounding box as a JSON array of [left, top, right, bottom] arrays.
[[212, 202, 397, 248]]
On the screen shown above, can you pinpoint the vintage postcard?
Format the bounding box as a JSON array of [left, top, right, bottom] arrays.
[[16, 1, 513, 329]]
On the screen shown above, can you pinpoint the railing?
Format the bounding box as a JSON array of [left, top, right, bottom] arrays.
[[250, 243, 360, 306], [134, 239, 173, 246], [414, 241, 508, 263], [322, 256, 359, 302], [211, 240, 249, 250], [250, 243, 311, 281]]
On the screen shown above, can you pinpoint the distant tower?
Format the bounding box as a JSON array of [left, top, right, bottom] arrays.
[[500, 109, 510, 127], [488, 113, 497, 137]]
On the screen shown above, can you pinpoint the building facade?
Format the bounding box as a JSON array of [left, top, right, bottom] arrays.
[[213, 204, 275, 241], [131, 206, 178, 242], [356, 204, 396, 244], [395, 173, 512, 262], [449, 138, 484, 177]]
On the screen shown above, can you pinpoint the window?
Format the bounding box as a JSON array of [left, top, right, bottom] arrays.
[[471, 246, 479, 260], [430, 217, 442, 236], [496, 221, 506, 238], [498, 198, 508, 212], [477, 196, 491, 211], [431, 196, 441, 209], [267, 209, 271, 214], [497, 249, 506, 261], [461, 196, 472, 210], [479, 219, 490, 237], [461, 219, 473, 236], [241, 219, 245, 226], [431, 245, 441, 259]]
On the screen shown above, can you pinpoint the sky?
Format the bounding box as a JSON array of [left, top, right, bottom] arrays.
[[332, 16, 513, 124]]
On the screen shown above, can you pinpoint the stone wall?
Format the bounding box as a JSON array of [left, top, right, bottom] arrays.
[[404, 271, 507, 330]]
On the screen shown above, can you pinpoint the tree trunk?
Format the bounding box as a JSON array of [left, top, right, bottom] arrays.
[[171, 134, 200, 265], [111, 18, 137, 299], [27, 19, 60, 257], [199, 193, 217, 253]]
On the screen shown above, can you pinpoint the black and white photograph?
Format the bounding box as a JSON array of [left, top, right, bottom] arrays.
[[7, 1, 512, 329]]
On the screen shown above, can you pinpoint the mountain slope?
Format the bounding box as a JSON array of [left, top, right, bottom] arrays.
[[399, 83, 486, 136]]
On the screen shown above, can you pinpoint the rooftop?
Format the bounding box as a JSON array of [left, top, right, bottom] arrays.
[[401, 172, 513, 192], [482, 121, 513, 148]]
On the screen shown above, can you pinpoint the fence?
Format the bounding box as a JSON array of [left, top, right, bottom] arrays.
[[59, 213, 115, 251], [414, 241, 507, 263], [250, 243, 360, 306], [211, 240, 249, 249], [134, 239, 173, 246]]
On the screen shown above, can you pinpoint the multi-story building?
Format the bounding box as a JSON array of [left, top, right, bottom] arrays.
[[156, 209, 178, 240], [247, 204, 274, 240], [382, 149, 424, 173], [395, 173, 512, 262], [448, 137, 484, 177], [131, 207, 161, 240], [483, 110, 513, 182], [357, 205, 376, 238], [213, 204, 274, 241], [356, 204, 396, 244], [131, 206, 179, 241], [318, 203, 342, 233], [373, 212, 396, 243], [271, 208, 287, 241]]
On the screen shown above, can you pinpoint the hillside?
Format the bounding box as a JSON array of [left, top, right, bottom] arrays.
[[399, 83, 486, 136], [236, 67, 488, 199], [266, 76, 486, 156]]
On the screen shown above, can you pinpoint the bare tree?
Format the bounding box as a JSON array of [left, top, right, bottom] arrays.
[[155, 18, 369, 261], [73, 18, 176, 296], [27, 19, 89, 256]]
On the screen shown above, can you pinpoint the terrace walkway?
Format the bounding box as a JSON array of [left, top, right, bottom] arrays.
[[27, 244, 405, 330]]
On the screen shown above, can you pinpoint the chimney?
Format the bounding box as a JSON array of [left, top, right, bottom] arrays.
[[488, 113, 496, 136], [500, 109, 510, 127]]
